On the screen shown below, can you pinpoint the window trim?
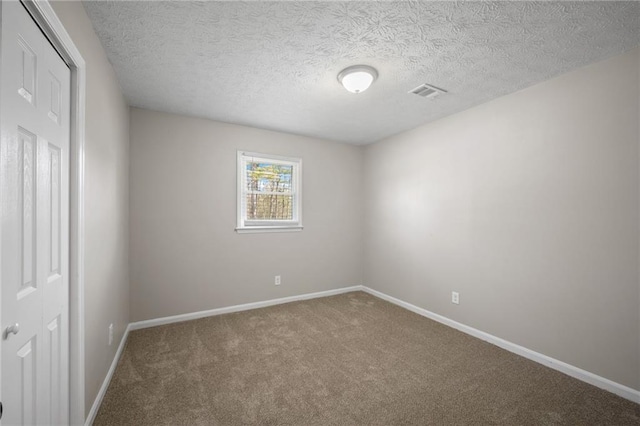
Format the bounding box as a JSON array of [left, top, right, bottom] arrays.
[[236, 151, 303, 233]]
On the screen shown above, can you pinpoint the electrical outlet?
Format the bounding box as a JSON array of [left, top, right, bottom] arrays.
[[108, 323, 114, 346], [275, 275, 281, 286], [451, 291, 459, 305]]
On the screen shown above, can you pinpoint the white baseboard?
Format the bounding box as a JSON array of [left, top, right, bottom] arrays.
[[87, 287, 361, 423], [85, 324, 131, 426], [129, 286, 363, 331], [87, 284, 638, 423], [361, 286, 640, 404]]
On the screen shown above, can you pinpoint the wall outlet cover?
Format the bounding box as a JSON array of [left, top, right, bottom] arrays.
[[108, 323, 114, 346]]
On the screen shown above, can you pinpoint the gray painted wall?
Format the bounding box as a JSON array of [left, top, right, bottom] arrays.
[[129, 108, 363, 322], [44, 2, 640, 414], [364, 48, 640, 390], [50, 0, 130, 417]]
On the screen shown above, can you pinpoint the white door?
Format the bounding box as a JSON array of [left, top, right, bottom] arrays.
[[0, 1, 71, 424]]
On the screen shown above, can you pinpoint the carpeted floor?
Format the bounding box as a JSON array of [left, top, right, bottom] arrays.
[[94, 291, 639, 425]]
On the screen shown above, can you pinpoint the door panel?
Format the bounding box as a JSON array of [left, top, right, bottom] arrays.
[[17, 338, 37, 425], [49, 144, 61, 276], [46, 315, 62, 423], [17, 35, 37, 105], [1, 1, 71, 424], [19, 127, 37, 295]]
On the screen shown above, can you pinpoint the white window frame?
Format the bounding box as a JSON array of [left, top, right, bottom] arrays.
[[236, 151, 303, 233]]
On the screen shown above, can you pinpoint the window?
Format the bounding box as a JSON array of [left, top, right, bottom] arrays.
[[236, 151, 302, 233]]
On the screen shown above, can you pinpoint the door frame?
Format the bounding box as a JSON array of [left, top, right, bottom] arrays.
[[3, 1, 87, 424]]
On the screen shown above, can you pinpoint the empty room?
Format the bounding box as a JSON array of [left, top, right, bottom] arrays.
[[0, 0, 639, 425]]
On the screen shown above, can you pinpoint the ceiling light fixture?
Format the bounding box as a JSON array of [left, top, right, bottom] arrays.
[[337, 65, 378, 94]]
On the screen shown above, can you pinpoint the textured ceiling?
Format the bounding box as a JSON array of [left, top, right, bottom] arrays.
[[83, 1, 640, 145]]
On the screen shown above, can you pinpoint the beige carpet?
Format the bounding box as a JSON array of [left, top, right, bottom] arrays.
[[94, 291, 639, 425]]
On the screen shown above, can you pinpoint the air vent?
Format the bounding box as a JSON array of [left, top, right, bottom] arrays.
[[409, 83, 447, 98]]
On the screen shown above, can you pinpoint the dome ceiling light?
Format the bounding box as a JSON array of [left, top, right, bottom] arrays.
[[337, 65, 378, 94]]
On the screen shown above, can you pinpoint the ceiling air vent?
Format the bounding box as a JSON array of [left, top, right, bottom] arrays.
[[409, 83, 447, 98]]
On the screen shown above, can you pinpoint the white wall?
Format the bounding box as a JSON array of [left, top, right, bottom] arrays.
[[129, 108, 363, 321], [50, 1, 130, 417], [364, 48, 640, 390]]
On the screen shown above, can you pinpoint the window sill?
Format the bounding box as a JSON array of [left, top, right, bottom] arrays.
[[235, 226, 303, 234]]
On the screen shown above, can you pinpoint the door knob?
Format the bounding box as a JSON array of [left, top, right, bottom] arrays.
[[4, 323, 19, 339]]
